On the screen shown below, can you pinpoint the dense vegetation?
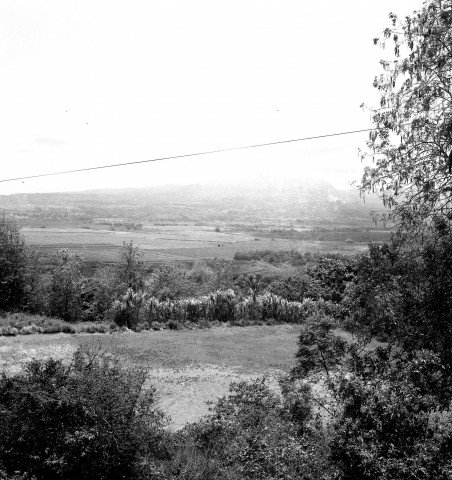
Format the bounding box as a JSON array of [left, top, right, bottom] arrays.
[[0, 346, 167, 480], [0, 213, 350, 333], [1, 1, 452, 478]]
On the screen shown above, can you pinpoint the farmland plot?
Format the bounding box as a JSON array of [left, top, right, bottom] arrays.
[[22, 224, 368, 264]]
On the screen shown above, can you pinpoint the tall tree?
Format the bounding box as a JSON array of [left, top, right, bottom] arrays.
[[360, 0, 452, 238]]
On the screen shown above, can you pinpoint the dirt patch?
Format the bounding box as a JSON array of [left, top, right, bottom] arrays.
[[0, 342, 77, 375], [146, 364, 283, 430]]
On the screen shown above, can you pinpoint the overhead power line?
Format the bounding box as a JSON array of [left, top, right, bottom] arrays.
[[0, 126, 387, 184]]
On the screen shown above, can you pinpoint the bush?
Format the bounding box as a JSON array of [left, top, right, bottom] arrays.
[[307, 256, 356, 302], [0, 313, 76, 335], [268, 275, 321, 302], [166, 319, 182, 330], [159, 379, 332, 480], [0, 346, 166, 480], [292, 315, 346, 378], [345, 234, 452, 370], [330, 349, 452, 480]]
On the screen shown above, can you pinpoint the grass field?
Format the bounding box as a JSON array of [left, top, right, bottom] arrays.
[[0, 325, 301, 429]]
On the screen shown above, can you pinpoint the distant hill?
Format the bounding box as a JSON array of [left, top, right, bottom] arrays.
[[0, 180, 386, 227]]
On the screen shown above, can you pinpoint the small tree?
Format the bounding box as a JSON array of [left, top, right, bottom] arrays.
[[118, 241, 146, 292], [48, 248, 84, 321], [88, 264, 121, 320], [240, 273, 265, 302], [0, 213, 30, 310], [209, 258, 236, 291], [148, 262, 195, 300]]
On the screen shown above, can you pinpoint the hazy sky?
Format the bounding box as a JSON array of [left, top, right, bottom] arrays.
[[1, 0, 418, 194]]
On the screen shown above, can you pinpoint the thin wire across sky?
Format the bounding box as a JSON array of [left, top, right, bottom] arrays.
[[0, 125, 385, 184]]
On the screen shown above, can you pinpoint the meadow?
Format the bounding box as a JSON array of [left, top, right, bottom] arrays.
[[0, 325, 301, 430]]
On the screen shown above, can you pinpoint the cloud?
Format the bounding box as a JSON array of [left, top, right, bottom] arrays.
[[34, 137, 65, 147]]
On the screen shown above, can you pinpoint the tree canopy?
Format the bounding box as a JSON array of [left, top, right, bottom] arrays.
[[360, 0, 452, 237]]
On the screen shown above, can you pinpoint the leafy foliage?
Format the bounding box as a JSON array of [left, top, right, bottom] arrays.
[[148, 263, 196, 301], [47, 249, 84, 321], [360, 0, 452, 235], [0, 346, 166, 480], [330, 349, 452, 480], [0, 213, 31, 311], [142, 290, 329, 328], [111, 288, 147, 329], [117, 241, 146, 292], [307, 256, 356, 302], [345, 227, 452, 370], [268, 275, 321, 302], [233, 249, 310, 266], [292, 315, 347, 378], [160, 379, 332, 480]]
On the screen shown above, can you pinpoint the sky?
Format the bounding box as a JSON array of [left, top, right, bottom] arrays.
[[0, 0, 419, 195]]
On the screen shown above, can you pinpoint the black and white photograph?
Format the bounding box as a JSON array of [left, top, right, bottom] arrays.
[[1, 1, 451, 478]]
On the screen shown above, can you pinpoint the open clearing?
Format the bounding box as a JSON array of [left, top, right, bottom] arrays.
[[0, 325, 301, 430]]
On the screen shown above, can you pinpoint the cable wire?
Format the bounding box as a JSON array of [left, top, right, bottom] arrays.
[[0, 126, 387, 184]]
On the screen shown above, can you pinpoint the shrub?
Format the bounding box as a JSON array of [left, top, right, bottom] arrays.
[[79, 323, 109, 334], [330, 349, 452, 480], [307, 256, 356, 302], [268, 275, 321, 302], [166, 319, 182, 330], [345, 234, 452, 370], [111, 288, 146, 329], [0, 313, 79, 336], [159, 379, 332, 480], [0, 346, 166, 480], [292, 315, 346, 378]]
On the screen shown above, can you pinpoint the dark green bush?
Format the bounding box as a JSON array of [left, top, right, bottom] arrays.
[[0, 346, 166, 480], [167, 319, 182, 330], [330, 349, 452, 480], [307, 256, 356, 302], [268, 275, 321, 302], [159, 379, 332, 480], [292, 315, 347, 378], [345, 230, 452, 370]]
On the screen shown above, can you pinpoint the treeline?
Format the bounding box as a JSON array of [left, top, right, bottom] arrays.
[[259, 228, 391, 242], [233, 248, 351, 266]]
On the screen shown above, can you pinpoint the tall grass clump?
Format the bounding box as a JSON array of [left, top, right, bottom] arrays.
[[0, 312, 76, 335], [138, 290, 332, 329]]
